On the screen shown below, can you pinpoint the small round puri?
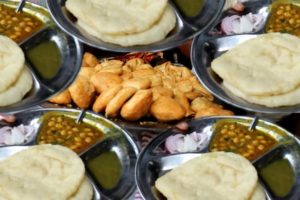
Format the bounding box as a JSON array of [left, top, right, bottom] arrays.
[[46, 0, 225, 52]]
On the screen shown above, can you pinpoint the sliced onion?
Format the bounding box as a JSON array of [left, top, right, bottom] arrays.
[[165, 134, 184, 153], [165, 131, 210, 153], [221, 13, 264, 35]]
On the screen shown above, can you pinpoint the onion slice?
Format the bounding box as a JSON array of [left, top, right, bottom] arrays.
[[0, 124, 35, 145], [221, 13, 264, 35], [165, 131, 209, 153]]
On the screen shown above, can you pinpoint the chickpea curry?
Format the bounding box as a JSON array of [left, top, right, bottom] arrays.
[[37, 113, 104, 153], [209, 121, 278, 161], [266, 3, 300, 37], [0, 4, 43, 42]]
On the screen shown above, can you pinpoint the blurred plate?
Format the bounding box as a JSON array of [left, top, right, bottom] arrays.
[[0, 107, 139, 200], [46, 0, 225, 52], [135, 116, 300, 200], [0, 0, 82, 113]]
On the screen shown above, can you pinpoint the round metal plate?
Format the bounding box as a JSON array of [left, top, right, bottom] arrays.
[[46, 0, 225, 52], [191, 0, 300, 114], [0, 0, 82, 114], [0, 107, 139, 200], [135, 116, 300, 200]]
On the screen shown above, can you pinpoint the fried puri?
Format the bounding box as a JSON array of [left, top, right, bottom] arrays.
[[79, 67, 96, 78], [91, 72, 123, 93], [48, 89, 72, 105], [92, 85, 122, 113], [82, 52, 98, 67], [150, 96, 186, 122], [69, 75, 95, 109], [122, 78, 151, 90], [191, 97, 222, 112], [105, 87, 137, 117], [195, 108, 234, 119], [174, 89, 194, 117], [151, 86, 173, 101], [121, 89, 153, 121]]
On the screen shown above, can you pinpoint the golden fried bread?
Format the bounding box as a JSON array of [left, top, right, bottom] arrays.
[[132, 68, 155, 78], [105, 87, 137, 117], [174, 89, 194, 117], [176, 79, 193, 93], [191, 97, 222, 112], [151, 86, 173, 101], [150, 96, 186, 122], [184, 91, 205, 101], [190, 76, 214, 101], [125, 58, 144, 70], [48, 89, 72, 105], [122, 78, 151, 90], [82, 52, 98, 67], [91, 72, 123, 93], [95, 60, 123, 75], [121, 89, 153, 121], [79, 67, 96, 78], [195, 108, 234, 118], [145, 75, 162, 87], [69, 75, 95, 109], [92, 84, 122, 113]]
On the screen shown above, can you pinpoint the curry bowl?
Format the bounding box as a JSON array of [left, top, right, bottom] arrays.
[[0, 0, 82, 113], [135, 116, 300, 200], [46, 0, 225, 52], [0, 107, 139, 200]]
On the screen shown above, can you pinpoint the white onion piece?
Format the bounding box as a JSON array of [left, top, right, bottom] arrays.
[[165, 134, 184, 153], [221, 13, 264, 35], [165, 131, 209, 153], [0, 124, 35, 145]]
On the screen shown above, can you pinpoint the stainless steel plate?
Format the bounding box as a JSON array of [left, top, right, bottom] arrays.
[[191, 0, 300, 114], [0, 1, 82, 114], [46, 0, 225, 52], [135, 116, 300, 200], [0, 108, 139, 200]]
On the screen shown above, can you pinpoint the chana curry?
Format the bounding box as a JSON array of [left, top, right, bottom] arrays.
[[266, 3, 300, 37], [37, 113, 104, 153], [0, 4, 43, 42], [210, 121, 278, 160]]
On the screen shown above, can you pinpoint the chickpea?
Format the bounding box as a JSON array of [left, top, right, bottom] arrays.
[[245, 135, 252, 140], [233, 138, 239, 144], [85, 137, 92, 143], [72, 127, 79, 132], [79, 132, 86, 138], [87, 132, 94, 137], [247, 145, 254, 150], [74, 137, 82, 142], [258, 145, 265, 151], [252, 140, 259, 146]]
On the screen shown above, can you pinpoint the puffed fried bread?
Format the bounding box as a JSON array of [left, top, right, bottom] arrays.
[[48, 89, 72, 105], [69, 75, 95, 109], [174, 89, 194, 117], [91, 72, 122, 93], [121, 89, 153, 121], [150, 96, 186, 122], [122, 78, 151, 90], [92, 85, 122, 113], [105, 87, 137, 117]]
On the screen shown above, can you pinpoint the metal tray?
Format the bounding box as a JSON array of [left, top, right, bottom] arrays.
[[0, 107, 139, 200], [191, 0, 300, 114], [0, 0, 82, 114], [135, 116, 300, 200], [46, 0, 225, 52]]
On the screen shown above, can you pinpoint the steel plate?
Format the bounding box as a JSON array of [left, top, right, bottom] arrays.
[[46, 0, 225, 52], [0, 0, 82, 114], [135, 116, 300, 200], [0, 107, 139, 200], [191, 0, 300, 114]]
